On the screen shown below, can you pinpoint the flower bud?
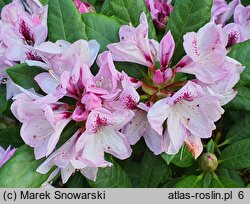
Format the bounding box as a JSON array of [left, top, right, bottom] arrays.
[[199, 153, 218, 172]]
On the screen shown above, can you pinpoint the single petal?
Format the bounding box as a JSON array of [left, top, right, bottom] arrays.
[[80, 167, 99, 182], [102, 129, 132, 160], [197, 22, 228, 51], [95, 51, 119, 93], [159, 31, 175, 69], [143, 126, 162, 155], [34, 72, 60, 94], [165, 111, 186, 154], [185, 134, 203, 159], [122, 110, 147, 145], [183, 32, 199, 61], [76, 132, 109, 167], [147, 98, 170, 135], [61, 166, 75, 183], [46, 118, 71, 156]]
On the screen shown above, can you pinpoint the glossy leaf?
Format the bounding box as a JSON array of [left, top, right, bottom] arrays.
[[174, 175, 202, 188], [40, 0, 48, 5], [48, 0, 87, 42], [88, 157, 132, 188], [210, 175, 243, 188], [226, 87, 250, 111], [225, 113, 250, 144], [140, 150, 170, 187], [161, 153, 175, 165], [171, 145, 195, 168], [82, 13, 121, 52], [0, 85, 8, 114], [0, 145, 52, 187], [206, 139, 215, 153], [220, 139, 250, 169], [66, 172, 89, 188], [228, 40, 250, 87], [0, 126, 24, 149], [6, 63, 44, 92], [218, 167, 245, 187], [202, 172, 212, 188]]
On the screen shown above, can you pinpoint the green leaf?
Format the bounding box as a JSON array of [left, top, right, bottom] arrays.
[[82, 13, 121, 52], [225, 113, 250, 144], [0, 85, 8, 114], [161, 153, 175, 165], [48, 0, 87, 42], [228, 40, 250, 87], [220, 139, 250, 169], [167, 0, 212, 65], [206, 139, 215, 153], [40, 0, 48, 5], [6, 63, 44, 92], [108, 0, 157, 39], [88, 157, 132, 187], [174, 175, 202, 188], [171, 145, 195, 168], [123, 161, 141, 187], [100, 0, 112, 15], [56, 122, 79, 149], [0, 126, 24, 149], [0, 121, 7, 130], [210, 174, 242, 188], [226, 87, 250, 111], [0, 145, 52, 187], [115, 62, 147, 79], [247, 183, 250, 188], [66, 172, 89, 188], [218, 167, 245, 187], [140, 150, 170, 187], [202, 172, 212, 188]]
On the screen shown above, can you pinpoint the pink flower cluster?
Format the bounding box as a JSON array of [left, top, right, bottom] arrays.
[[0, 0, 246, 184], [212, 0, 250, 46], [0, 146, 16, 168], [108, 13, 244, 159], [145, 0, 173, 29], [0, 0, 47, 99]]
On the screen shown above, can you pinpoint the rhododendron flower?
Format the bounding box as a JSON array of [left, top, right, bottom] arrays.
[[108, 13, 158, 68], [212, 0, 239, 25], [11, 93, 71, 159], [0, 0, 48, 99], [1, 0, 47, 62], [0, 145, 16, 167], [234, 3, 250, 40], [74, 0, 95, 14], [147, 81, 224, 158], [76, 108, 134, 166], [108, 12, 175, 84], [223, 23, 245, 47], [145, 0, 173, 29], [37, 131, 98, 183], [29, 39, 100, 73], [178, 22, 244, 105], [12, 38, 140, 182], [179, 22, 244, 83], [221, 3, 250, 47]]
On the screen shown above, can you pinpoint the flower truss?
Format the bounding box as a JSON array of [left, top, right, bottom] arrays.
[[0, 0, 249, 187]]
